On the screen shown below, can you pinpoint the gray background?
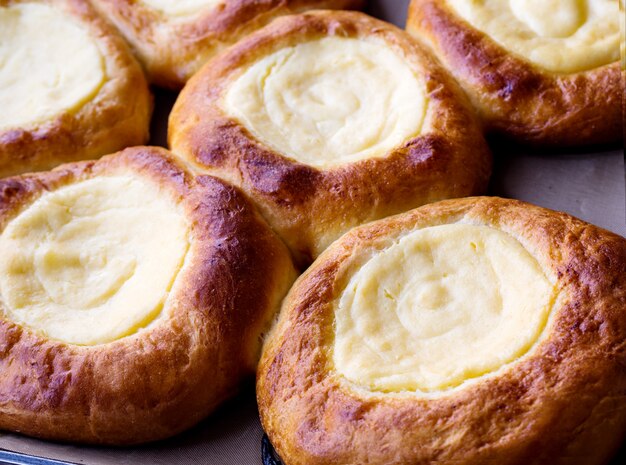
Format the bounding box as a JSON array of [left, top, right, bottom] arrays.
[[1, 0, 624, 463]]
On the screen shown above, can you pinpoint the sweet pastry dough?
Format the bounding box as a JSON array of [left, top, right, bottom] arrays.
[[0, 146, 296, 444], [169, 11, 491, 265], [257, 197, 626, 465], [407, 0, 624, 146], [90, 0, 365, 88], [0, 0, 152, 179]]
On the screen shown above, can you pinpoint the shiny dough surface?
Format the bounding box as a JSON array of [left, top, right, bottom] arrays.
[[334, 224, 556, 393], [223, 37, 427, 168], [445, 0, 621, 74], [0, 176, 189, 346], [139, 0, 221, 16], [0, 2, 105, 131]]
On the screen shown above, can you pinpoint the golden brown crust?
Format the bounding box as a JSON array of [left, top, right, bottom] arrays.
[[0, 0, 152, 179], [0, 146, 297, 445], [169, 10, 492, 266], [91, 0, 365, 88], [406, 0, 624, 146], [257, 196, 626, 465]]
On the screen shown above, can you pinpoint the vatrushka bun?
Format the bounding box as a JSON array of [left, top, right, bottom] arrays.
[[406, 0, 624, 146], [90, 0, 365, 88], [0, 146, 296, 444], [0, 0, 152, 178], [257, 196, 626, 465], [169, 11, 492, 266]]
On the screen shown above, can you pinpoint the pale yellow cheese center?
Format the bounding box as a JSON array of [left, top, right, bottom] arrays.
[[334, 224, 555, 393], [223, 37, 428, 168], [0, 176, 189, 346], [445, 0, 621, 73], [619, 0, 626, 67], [0, 3, 105, 131], [140, 0, 221, 16]]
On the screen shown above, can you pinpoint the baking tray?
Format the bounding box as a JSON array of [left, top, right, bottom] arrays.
[[1, 1, 624, 463]]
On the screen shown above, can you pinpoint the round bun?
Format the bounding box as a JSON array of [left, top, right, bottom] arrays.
[[91, 0, 365, 88], [0, 0, 152, 179], [0, 146, 296, 445], [258, 196, 626, 465], [169, 10, 491, 265], [406, 0, 624, 146]]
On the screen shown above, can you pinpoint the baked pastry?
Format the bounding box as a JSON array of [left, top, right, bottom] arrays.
[[0, 146, 296, 445], [169, 11, 492, 265], [90, 0, 365, 88], [0, 0, 152, 179], [257, 196, 626, 465], [406, 0, 624, 146]]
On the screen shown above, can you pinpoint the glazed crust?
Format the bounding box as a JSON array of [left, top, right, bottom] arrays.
[[91, 0, 365, 88], [169, 10, 492, 266], [257, 197, 626, 465], [406, 0, 624, 146], [0, 146, 297, 445], [0, 0, 152, 179]]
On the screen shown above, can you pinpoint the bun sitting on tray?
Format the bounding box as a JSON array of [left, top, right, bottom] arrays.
[[406, 0, 624, 146], [169, 10, 491, 266], [0, 146, 296, 445], [91, 0, 365, 88], [258, 196, 626, 465], [0, 0, 152, 178]]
